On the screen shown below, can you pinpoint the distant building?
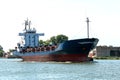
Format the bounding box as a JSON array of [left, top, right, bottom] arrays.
[[96, 46, 120, 57]]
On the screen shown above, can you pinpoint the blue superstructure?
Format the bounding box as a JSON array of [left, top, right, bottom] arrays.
[[17, 19, 44, 51]]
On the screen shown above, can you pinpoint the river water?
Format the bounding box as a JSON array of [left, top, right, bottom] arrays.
[[0, 58, 120, 80]]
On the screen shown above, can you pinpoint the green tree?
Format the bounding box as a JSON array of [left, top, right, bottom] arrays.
[[9, 49, 15, 52], [0, 45, 4, 57], [56, 34, 68, 44], [43, 40, 51, 45], [39, 40, 44, 46], [39, 40, 51, 45], [50, 34, 68, 44], [50, 36, 57, 44]]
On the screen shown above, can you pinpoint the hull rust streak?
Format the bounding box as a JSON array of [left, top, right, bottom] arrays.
[[22, 54, 90, 62]]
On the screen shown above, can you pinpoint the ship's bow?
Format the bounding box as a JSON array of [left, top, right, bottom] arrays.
[[53, 38, 99, 62]]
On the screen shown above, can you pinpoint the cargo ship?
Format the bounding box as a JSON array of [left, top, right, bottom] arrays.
[[12, 19, 99, 62]]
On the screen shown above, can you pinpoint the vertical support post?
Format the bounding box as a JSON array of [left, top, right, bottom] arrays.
[[29, 21, 31, 30], [86, 17, 90, 38]]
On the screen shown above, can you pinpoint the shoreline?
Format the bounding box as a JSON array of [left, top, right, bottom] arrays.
[[94, 57, 120, 60]]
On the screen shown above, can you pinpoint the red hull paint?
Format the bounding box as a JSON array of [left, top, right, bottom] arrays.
[[22, 54, 93, 62]]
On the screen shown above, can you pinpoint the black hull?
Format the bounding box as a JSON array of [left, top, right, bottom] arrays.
[[13, 38, 99, 62], [55, 38, 98, 54]]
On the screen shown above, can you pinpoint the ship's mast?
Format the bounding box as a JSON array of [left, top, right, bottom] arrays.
[[29, 21, 31, 30], [24, 18, 31, 31], [86, 17, 90, 38], [24, 19, 28, 31]]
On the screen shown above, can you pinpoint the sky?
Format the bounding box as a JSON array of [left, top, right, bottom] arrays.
[[0, 0, 120, 51]]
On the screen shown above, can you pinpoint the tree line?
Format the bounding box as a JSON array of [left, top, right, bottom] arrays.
[[39, 34, 68, 46]]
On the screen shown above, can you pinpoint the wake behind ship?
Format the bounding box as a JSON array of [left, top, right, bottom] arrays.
[[12, 19, 99, 62]]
